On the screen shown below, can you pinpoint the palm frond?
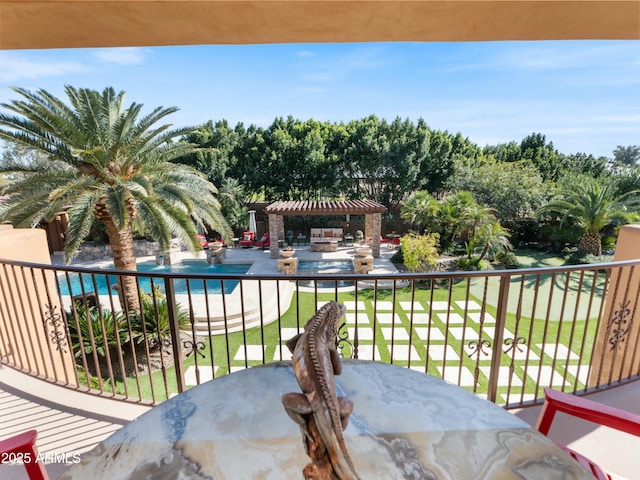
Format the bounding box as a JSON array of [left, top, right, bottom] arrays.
[[64, 191, 104, 263]]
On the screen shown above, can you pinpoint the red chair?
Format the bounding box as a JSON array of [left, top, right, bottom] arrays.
[[238, 231, 255, 248], [254, 233, 270, 249], [535, 388, 640, 479], [0, 430, 49, 479], [196, 233, 211, 249]]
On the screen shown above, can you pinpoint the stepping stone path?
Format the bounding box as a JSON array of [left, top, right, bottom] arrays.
[[189, 299, 589, 405]]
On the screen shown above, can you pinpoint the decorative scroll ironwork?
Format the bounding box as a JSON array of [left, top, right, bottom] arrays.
[[336, 321, 354, 358], [504, 337, 527, 355], [183, 338, 206, 358], [606, 300, 632, 351], [44, 303, 67, 353], [467, 339, 491, 359]]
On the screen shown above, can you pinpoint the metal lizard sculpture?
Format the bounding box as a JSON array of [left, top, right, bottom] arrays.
[[282, 301, 360, 480]]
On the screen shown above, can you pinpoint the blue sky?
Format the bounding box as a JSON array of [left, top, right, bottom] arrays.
[[0, 41, 638, 158]]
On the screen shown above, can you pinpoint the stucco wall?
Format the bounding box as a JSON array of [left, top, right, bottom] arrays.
[[0, 226, 77, 384], [589, 224, 640, 387]]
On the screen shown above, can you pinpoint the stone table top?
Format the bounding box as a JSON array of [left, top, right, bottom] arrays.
[[61, 360, 592, 479]]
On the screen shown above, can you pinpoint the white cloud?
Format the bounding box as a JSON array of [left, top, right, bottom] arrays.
[[594, 114, 640, 124], [92, 47, 146, 65], [0, 53, 88, 82], [434, 41, 640, 74], [296, 50, 315, 58]]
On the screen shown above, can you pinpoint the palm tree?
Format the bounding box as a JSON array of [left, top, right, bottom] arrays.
[[477, 221, 512, 261], [0, 86, 232, 310], [536, 179, 640, 256], [400, 190, 439, 232], [437, 191, 478, 252], [218, 178, 249, 233]]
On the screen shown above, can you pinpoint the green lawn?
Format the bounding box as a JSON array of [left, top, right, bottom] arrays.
[[77, 248, 604, 405]]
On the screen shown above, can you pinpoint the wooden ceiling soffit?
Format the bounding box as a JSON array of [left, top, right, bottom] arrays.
[[264, 200, 387, 216], [1, 1, 639, 50]]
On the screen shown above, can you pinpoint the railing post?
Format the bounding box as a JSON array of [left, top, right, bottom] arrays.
[[488, 273, 510, 403], [165, 277, 186, 393]]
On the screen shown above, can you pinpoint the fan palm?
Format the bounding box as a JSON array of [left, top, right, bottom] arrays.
[[400, 190, 439, 232], [536, 179, 640, 256], [0, 86, 231, 310]]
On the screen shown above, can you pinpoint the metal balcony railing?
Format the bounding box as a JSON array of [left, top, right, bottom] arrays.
[[0, 257, 639, 408]]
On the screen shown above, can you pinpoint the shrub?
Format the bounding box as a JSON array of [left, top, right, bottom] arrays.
[[456, 256, 492, 271], [564, 251, 614, 265], [66, 303, 130, 358], [495, 250, 520, 269], [400, 233, 440, 272], [130, 287, 191, 347]]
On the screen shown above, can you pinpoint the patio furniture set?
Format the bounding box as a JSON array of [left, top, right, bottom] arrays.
[[237, 228, 362, 252]]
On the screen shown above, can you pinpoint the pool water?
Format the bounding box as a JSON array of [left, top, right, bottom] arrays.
[[297, 260, 354, 288], [57, 261, 252, 296], [297, 260, 354, 274]]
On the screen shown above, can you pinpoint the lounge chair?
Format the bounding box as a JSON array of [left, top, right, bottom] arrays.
[[255, 233, 270, 249], [239, 231, 255, 248], [196, 233, 211, 249]]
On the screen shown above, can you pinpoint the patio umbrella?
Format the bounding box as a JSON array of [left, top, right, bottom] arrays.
[[248, 210, 257, 235]]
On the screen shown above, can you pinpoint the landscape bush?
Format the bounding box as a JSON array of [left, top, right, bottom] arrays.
[[400, 233, 440, 272]]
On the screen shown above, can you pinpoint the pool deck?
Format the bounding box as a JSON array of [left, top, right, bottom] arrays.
[[56, 241, 400, 275], [222, 242, 400, 276], [53, 243, 401, 333]]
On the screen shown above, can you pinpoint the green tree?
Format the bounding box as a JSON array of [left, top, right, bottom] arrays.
[[536, 178, 640, 256], [176, 119, 239, 186], [340, 116, 425, 209], [417, 128, 454, 194], [229, 123, 269, 201], [0, 86, 231, 310], [613, 145, 640, 167], [446, 160, 547, 234], [520, 133, 562, 182], [560, 152, 610, 179], [483, 141, 521, 163], [475, 220, 512, 261]]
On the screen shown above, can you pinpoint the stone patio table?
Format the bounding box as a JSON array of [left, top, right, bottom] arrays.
[[60, 361, 592, 479]]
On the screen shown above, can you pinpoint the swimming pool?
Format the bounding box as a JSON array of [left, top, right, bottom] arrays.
[[57, 261, 252, 296], [297, 260, 354, 288], [297, 260, 354, 274]]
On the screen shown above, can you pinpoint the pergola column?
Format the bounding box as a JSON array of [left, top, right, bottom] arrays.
[[268, 214, 284, 258], [365, 213, 382, 258]]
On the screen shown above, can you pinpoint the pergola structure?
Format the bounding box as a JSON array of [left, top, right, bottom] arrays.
[[264, 200, 387, 258]]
